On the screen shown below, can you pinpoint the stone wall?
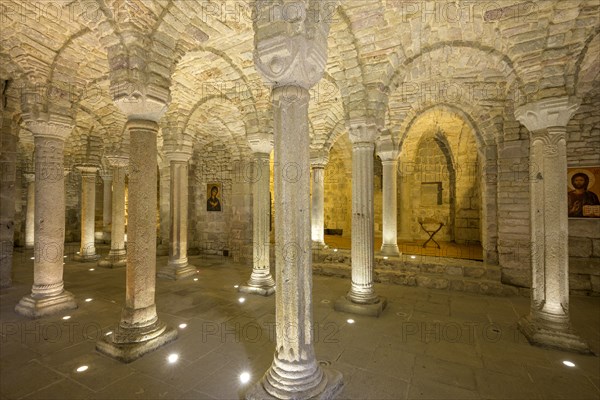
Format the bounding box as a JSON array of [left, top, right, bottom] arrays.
[[566, 95, 600, 295], [323, 143, 352, 237]]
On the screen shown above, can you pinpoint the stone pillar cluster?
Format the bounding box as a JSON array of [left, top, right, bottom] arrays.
[[515, 97, 590, 354], [0, 115, 17, 289]]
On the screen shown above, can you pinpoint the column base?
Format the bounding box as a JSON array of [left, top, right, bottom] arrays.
[[15, 291, 77, 318], [334, 295, 387, 317], [312, 241, 329, 250], [518, 314, 592, 354], [98, 253, 127, 268], [156, 244, 169, 256], [157, 263, 197, 280], [246, 367, 343, 400], [73, 253, 101, 262], [238, 284, 275, 296], [102, 232, 111, 243], [96, 324, 178, 363], [380, 243, 400, 257]]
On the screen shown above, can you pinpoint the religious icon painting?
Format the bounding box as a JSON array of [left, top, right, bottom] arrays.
[[207, 182, 222, 212], [567, 166, 600, 218]]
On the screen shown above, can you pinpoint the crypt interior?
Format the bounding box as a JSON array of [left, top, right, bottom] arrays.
[[0, 1, 599, 399]]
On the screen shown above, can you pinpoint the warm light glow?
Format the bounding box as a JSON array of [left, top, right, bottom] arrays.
[[178, 323, 187, 329], [383, 256, 388, 260], [167, 353, 179, 364], [64, 256, 67, 258], [76, 252, 80, 254], [62, 315, 71, 320], [105, 331, 113, 336], [410, 255, 416, 259], [333, 249, 338, 252], [238, 297, 246, 304], [239, 371, 251, 384], [85, 298, 92, 302], [234, 285, 239, 289], [193, 278, 198, 281], [30, 257, 34, 260], [89, 268, 95, 271], [347, 319, 355, 324], [76, 365, 88, 373], [563, 360, 576, 367]]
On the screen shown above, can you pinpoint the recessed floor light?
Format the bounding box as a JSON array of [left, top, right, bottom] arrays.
[[167, 353, 179, 364], [178, 323, 187, 329], [238, 297, 246, 304], [85, 298, 92, 302], [333, 249, 338, 252], [410, 255, 416, 259], [347, 319, 355, 324], [239, 371, 251, 384], [105, 331, 113, 336], [76, 365, 88, 372], [193, 278, 198, 281], [89, 268, 95, 271], [383, 256, 388, 260], [234, 285, 239, 289], [62, 315, 71, 320], [30, 257, 34, 260], [563, 360, 576, 367]]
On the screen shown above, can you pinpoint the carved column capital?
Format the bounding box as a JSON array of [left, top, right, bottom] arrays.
[[376, 136, 400, 162], [163, 140, 194, 163], [23, 172, 35, 183], [514, 97, 579, 132], [253, 0, 330, 89], [106, 155, 129, 168], [348, 120, 380, 144], [248, 134, 274, 155], [309, 148, 329, 168], [26, 118, 73, 141], [76, 166, 99, 177]]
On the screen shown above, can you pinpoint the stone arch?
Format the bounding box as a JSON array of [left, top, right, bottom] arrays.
[[398, 104, 498, 263]]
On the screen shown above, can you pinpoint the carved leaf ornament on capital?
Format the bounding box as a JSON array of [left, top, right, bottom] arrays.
[[253, 1, 330, 91]]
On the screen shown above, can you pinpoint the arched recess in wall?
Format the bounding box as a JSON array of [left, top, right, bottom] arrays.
[[398, 104, 496, 262]]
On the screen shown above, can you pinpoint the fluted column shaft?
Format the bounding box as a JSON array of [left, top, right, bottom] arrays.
[[77, 167, 99, 260], [311, 165, 326, 248], [239, 150, 275, 295], [515, 97, 589, 353], [157, 152, 196, 280], [530, 127, 569, 318], [102, 174, 112, 241], [24, 173, 35, 249], [349, 142, 377, 302], [381, 160, 400, 256]]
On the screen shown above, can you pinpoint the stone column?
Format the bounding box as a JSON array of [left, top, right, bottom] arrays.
[[0, 116, 17, 289], [96, 116, 176, 362], [158, 143, 196, 280], [310, 151, 328, 249], [74, 166, 100, 261], [15, 119, 77, 317], [246, 3, 342, 398], [157, 164, 170, 256], [334, 122, 387, 317], [239, 138, 275, 296], [398, 160, 412, 241], [24, 173, 35, 249], [101, 172, 113, 243], [99, 156, 128, 268], [515, 97, 590, 353], [377, 138, 400, 256]]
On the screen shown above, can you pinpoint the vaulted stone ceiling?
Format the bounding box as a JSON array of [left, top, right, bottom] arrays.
[[1, 0, 598, 165]]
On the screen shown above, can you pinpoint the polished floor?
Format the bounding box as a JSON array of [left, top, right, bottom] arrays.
[[1, 245, 599, 400], [324, 235, 484, 261]]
